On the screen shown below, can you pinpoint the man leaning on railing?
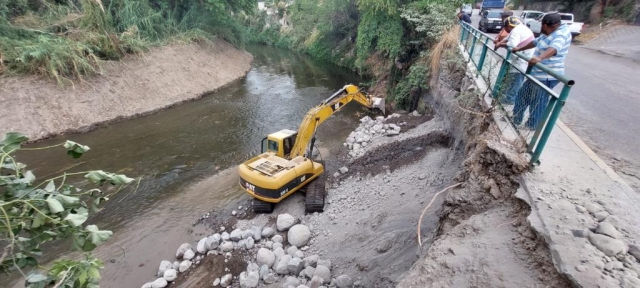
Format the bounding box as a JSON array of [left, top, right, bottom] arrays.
[[495, 17, 535, 105], [509, 13, 572, 130]]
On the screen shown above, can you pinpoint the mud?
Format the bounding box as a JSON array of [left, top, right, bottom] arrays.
[[397, 40, 572, 287]]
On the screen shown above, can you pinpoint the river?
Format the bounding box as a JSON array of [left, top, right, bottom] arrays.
[[6, 46, 369, 287]]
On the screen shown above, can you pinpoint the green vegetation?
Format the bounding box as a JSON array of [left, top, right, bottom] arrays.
[[1, 132, 137, 287], [0, 0, 253, 84], [241, 0, 463, 110]]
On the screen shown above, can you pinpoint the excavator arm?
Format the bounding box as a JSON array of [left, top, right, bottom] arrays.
[[289, 84, 385, 158]]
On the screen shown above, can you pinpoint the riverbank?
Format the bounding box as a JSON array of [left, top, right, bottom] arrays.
[[0, 39, 253, 141]]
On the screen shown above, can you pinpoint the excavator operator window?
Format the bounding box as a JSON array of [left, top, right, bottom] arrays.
[[267, 140, 279, 153], [283, 137, 293, 157]]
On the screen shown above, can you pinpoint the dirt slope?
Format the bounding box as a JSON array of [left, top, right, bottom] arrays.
[[0, 39, 253, 141]]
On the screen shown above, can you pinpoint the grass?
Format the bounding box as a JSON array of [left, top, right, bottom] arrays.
[[0, 0, 243, 85]]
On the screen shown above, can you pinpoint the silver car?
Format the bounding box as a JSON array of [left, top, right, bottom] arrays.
[[462, 4, 473, 16]]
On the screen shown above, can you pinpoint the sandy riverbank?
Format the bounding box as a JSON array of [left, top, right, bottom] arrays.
[[0, 39, 253, 141]]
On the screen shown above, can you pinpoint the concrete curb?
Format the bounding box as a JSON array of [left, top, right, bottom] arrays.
[[458, 43, 640, 287]]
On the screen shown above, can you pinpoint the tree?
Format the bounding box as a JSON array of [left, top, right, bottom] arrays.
[[1, 132, 135, 287]]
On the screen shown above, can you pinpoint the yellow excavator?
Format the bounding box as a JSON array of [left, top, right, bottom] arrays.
[[237, 84, 385, 213]]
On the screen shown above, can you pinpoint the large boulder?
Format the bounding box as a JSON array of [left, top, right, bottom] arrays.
[[335, 274, 353, 288], [151, 278, 168, 288], [196, 237, 208, 254], [257, 248, 276, 267], [283, 276, 301, 287], [288, 225, 311, 247], [221, 232, 230, 241], [313, 265, 331, 284], [206, 234, 221, 250], [246, 237, 255, 249], [263, 272, 278, 284], [183, 249, 195, 260], [157, 260, 173, 277], [275, 255, 293, 275], [262, 227, 275, 238], [303, 255, 319, 268], [272, 235, 284, 244], [220, 241, 234, 252], [178, 260, 192, 273], [308, 276, 324, 288], [230, 229, 243, 241], [288, 257, 305, 275], [273, 247, 285, 269], [163, 269, 177, 282], [595, 222, 620, 239], [220, 274, 233, 287], [239, 271, 259, 288], [304, 266, 316, 279], [175, 243, 192, 259], [277, 214, 296, 231], [588, 233, 628, 256], [251, 226, 262, 241], [242, 229, 254, 240]]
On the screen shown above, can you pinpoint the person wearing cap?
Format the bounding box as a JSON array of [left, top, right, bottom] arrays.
[[510, 13, 571, 129], [495, 16, 535, 104], [493, 10, 514, 45]]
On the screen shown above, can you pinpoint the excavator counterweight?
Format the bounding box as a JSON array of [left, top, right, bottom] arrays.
[[237, 84, 384, 213]]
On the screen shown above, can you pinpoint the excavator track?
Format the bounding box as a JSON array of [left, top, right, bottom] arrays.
[[252, 199, 275, 213], [305, 174, 326, 213]]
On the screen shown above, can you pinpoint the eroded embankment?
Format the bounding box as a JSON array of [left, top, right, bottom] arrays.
[[0, 39, 253, 141], [396, 45, 572, 287]]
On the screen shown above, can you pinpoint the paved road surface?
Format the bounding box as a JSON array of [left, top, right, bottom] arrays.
[[469, 10, 640, 190]]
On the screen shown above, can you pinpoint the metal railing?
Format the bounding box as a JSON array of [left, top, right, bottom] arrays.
[[458, 21, 575, 164]]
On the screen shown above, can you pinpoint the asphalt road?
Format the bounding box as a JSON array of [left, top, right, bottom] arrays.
[[469, 10, 640, 190]]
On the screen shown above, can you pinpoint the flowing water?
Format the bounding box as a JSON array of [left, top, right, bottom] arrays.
[[6, 46, 369, 287]]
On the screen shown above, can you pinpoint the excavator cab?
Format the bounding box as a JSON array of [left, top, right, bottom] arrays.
[[261, 129, 298, 158]]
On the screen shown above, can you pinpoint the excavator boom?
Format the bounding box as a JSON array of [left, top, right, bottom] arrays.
[[289, 85, 385, 158]]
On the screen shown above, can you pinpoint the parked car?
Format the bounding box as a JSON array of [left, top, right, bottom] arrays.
[[480, 0, 505, 15], [520, 10, 544, 22], [479, 10, 504, 33], [462, 4, 473, 16], [526, 12, 584, 37]]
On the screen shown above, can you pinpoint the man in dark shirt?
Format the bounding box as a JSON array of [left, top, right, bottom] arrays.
[[458, 12, 472, 24]]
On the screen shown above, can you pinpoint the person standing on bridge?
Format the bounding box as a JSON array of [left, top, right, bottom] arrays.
[[458, 11, 472, 24], [493, 10, 514, 45], [511, 13, 572, 129], [495, 16, 535, 104]]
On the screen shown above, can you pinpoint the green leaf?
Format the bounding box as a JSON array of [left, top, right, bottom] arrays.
[[0, 132, 29, 153], [31, 212, 46, 228], [86, 225, 112, 246], [64, 210, 88, 227], [46, 196, 64, 214], [78, 270, 87, 285], [87, 267, 101, 280], [44, 180, 55, 192], [14, 170, 36, 185], [56, 194, 80, 206], [63, 141, 90, 158], [26, 273, 48, 283], [84, 170, 134, 185], [1, 162, 26, 171]]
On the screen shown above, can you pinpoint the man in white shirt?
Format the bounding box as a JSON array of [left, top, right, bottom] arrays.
[[495, 16, 535, 105]]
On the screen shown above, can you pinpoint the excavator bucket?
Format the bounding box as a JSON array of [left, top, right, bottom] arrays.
[[371, 97, 385, 115]]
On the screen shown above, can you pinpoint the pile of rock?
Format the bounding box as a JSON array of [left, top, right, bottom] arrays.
[[344, 115, 402, 158], [141, 213, 352, 288], [575, 202, 640, 285]]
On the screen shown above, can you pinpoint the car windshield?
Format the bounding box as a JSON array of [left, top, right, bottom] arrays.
[[560, 14, 573, 20], [464, 4, 472, 9], [487, 11, 502, 18], [529, 12, 542, 18]]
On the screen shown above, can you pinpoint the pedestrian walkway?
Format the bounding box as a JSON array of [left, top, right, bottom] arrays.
[[582, 25, 640, 61], [459, 41, 640, 288]]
